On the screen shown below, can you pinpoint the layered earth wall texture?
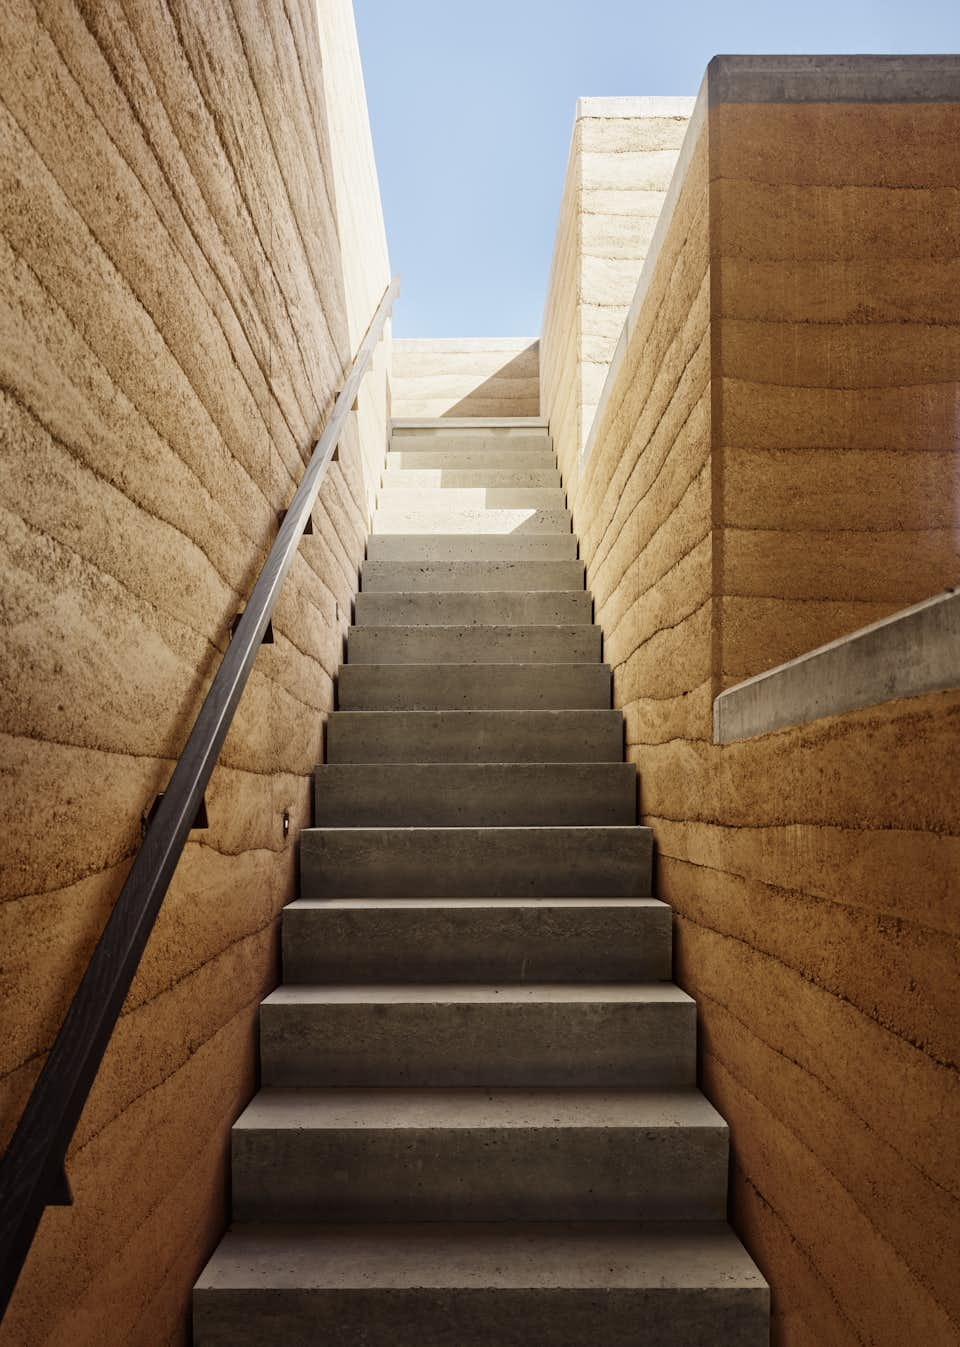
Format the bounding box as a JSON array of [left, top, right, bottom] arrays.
[[0, 2, 389, 1343]]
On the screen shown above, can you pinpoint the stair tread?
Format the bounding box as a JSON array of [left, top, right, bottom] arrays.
[[381, 469, 560, 484], [349, 624, 595, 632], [302, 823, 643, 834], [360, 582, 585, 593], [336, 668, 605, 673], [392, 417, 549, 428], [346, 624, 602, 663], [314, 761, 633, 773], [331, 707, 617, 715], [196, 1220, 765, 1291], [287, 897, 669, 909], [264, 983, 692, 1005], [377, 487, 565, 502], [354, 592, 592, 621], [235, 1087, 726, 1131], [336, 664, 612, 712], [358, 589, 581, 595], [360, 561, 586, 593], [367, 534, 579, 560], [372, 510, 572, 534], [313, 761, 635, 826]]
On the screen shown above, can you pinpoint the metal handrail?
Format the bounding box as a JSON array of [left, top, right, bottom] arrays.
[[0, 276, 400, 1318]]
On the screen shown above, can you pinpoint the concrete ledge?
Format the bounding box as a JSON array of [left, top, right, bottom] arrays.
[[713, 590, 960, 743]]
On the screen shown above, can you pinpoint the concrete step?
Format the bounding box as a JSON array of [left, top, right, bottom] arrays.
[[354, 591, 592, 626], [392, 416, 549, 426], [382, 467, 560, 488], [299, 825, 652, 898], [231, 1087, 728, 1223], [346, 624, 601, 665], [194, 1221, 769, 1347], [372, 507, 572, 535], [367, 534, 578, 562], [282, 898, 672, 983], [361, 558, 585, 592], [326, 709, 622, 761], [377, 486, 566, 510], [391, 429, 552, 455], [387, 449, 556, 470], [313, 762, 635, 826], [259, 983, 695, 1087], [337, 664, 612, 710]]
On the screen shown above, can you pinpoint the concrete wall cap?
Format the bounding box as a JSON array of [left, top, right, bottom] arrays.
[[394, 338, 538, 353], [575, 96, 697, 119], [706, 52, 960, 105]]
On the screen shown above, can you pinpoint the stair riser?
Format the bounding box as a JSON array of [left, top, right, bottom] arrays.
[[360, 559, 585, 592], [282, 901, 672, 982], [232, 1128, 728, 1222], [347, 625, 600, 665], [391, 432, 552, 453], [196, 1288, 767, 1347], [300, 827, 652, 899], [260, 1001, 696, 1087], [367, 535, 578, 561], [327, 711, 622, 762], [378, 488, 566, 510], [387, 451, 556, 470], [354, 592, 592, 625], [382, 469, 560, 488], [337, 665, 611, 711], [313, 763, 635, 827], [372, 508, 572, 535]]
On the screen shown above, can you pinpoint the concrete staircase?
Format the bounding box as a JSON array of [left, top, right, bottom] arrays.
[[194, 418, 769, 1345]]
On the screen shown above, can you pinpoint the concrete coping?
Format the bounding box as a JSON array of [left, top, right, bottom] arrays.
[[578, 53, 960, 477], [713, 589, 960, 743], [706, 53, 960, 105], [575, 96, 698, 120]]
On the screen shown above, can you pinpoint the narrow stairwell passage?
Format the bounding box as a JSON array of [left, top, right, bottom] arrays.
[[194, 418, 769, 1345]]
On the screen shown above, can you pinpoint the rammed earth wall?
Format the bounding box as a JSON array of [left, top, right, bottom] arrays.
[[572, 55, 960, 1347], [0, 2, 389, 1342]]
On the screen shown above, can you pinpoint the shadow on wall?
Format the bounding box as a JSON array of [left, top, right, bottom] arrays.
[[447, 346, 541, 417], [391, 339, 540, 418]]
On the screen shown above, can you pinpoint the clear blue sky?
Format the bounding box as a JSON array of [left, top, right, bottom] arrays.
[[353, 0, 958, 337]]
